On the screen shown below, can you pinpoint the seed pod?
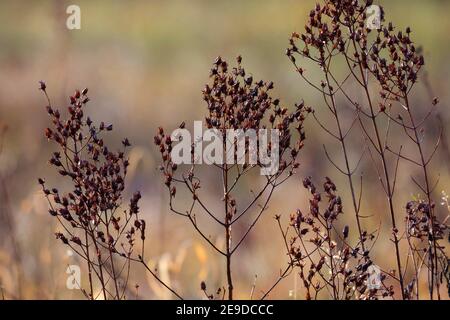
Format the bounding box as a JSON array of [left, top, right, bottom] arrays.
[[343, 225, 349, 239], [39, 81, 47, 91]]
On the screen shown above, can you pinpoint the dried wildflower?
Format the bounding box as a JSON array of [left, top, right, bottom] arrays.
[[155, 57, 310, 300], [39, 84, 180, 300], [280, 177, 390, 300], [405, 199, 449, 299], [38, 80, 47, 91], [286, 0, 447, 299]]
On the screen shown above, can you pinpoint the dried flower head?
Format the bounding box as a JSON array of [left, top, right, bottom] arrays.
[[39, 85, 147, 300]]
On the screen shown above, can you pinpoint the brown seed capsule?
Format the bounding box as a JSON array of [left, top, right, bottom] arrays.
[[343, 225, 349, 238], [39, 81, 47, 91]]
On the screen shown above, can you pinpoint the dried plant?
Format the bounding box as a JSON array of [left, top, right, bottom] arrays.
[[286, 0, 448, 299], [38, 82, 181, 300], [276, 176, 392, 300], [35, 1, 450, 301], [405, 199, 449, 299], [154, 56, 310, 300]]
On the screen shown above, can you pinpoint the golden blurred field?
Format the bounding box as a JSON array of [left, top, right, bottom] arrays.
[[0, 0, 449, 299]]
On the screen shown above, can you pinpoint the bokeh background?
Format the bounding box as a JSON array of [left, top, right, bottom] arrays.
[[0, 0, 449, 299]]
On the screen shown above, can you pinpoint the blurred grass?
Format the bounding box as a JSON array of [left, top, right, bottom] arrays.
[[0, 0, 449, 299]]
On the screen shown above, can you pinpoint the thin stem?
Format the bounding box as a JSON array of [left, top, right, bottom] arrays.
[[223, 164, 233, 300], [404, 94, 440, 300], [349, 34, 405, 298], [84, 229, 94, 299]]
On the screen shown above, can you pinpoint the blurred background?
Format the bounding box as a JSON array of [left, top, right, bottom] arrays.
[[0, 0, 449, 299]]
